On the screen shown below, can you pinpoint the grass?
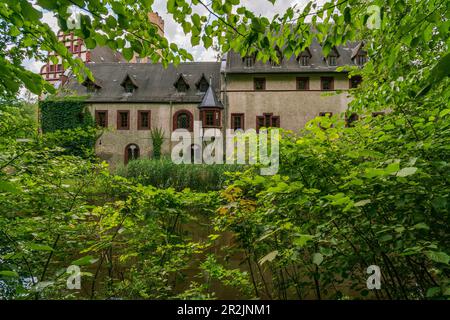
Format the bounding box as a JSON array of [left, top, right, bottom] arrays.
[[115, 158, 246, 191]]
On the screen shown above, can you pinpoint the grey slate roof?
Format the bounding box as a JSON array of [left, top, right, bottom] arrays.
[[64, 62, 221, 103], [198, 84, 223, 109], [90, 46, 125, 63], [224, 39, 362, 74]]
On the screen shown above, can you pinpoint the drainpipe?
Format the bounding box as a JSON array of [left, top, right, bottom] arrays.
[[169, 100, 173, 152]]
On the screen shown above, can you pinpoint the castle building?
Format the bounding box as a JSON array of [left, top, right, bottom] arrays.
[[40, 12, 166, 87], [39, 31, 126, 87], [63, 39, 368, 166]]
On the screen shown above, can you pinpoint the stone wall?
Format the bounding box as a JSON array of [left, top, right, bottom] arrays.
[[223, 73, 351, 131]]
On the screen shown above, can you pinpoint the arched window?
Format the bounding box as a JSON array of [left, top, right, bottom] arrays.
[[125, 144, 140, 164], [173, 110, 193, 131]]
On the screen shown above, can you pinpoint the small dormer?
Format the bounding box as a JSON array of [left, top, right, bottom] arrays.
[[326, 47, 340, 66], [174, 74, 190, 93], [120, 74, 138, 93], [82, 77, 102, 93], [297, 48, 312, 66], [351, 42, 368, 66], [270, 46, 283, 67], [196, 74, 210, 93], [242, 53, 256, 68]]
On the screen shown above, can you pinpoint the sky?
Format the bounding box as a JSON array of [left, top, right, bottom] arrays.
[[24, 0, 310, 73]]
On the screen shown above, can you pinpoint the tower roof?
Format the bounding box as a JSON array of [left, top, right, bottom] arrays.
[[198, 81, 223, 109]]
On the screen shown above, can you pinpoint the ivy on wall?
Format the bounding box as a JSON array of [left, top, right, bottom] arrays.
[[40, 98, 93, 133], [39, 98, 98, 158]]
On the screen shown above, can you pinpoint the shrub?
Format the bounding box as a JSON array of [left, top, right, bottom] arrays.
[[116, 158, 246, 191]]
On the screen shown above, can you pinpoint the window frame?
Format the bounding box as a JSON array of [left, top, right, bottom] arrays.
[[117, 110, 130, 130], [138, 110, 151, 130], [231, 113, 245, 131], [173, 109, 194, 132], [357, 54, 367, 66], [201, 109, 221, 128], [254, 77, 266, 91], [95, 110, 108, 128], [328, 55, 337, 66], [296, 77, 310, 91], [321, 77, 334, 91], [243, 55, 256, 68], [349, 76, 362, 89], [256, 113, 280, 132]]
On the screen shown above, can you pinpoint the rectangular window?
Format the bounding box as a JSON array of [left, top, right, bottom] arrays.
[[231, 113, 245, 130], [328, 56, 337, 66], [256, 113, 280, 132], [124, 83, 135, 93], [205, 111, 214, 126], [95, 111, 108, 128], [357, 54, 367, 66], [254, 78, 266, 91], [350, 76, 362, 89], [299, 56, 309, 66], [296, 77, 310, 90], [138, 111, 151, 130], [321, 77, 334, 91], [243, 56, 255, 68], [117, 111, 130, 130], [201, 110, 221, 127]]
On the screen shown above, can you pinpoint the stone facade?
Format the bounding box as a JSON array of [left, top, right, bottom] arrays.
[[222, 73, 351, 131], [64, 41, 367, 166]]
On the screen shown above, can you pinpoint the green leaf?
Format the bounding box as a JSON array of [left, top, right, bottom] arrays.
[[396, 167, 418, 177], [0, 270, 19, 278], [28, 243, 54, 251], [354, 199, 371, 207], [122, 47, 134, 61], [20, 0, 43, 21], [72, 255, 98, 266], [426, 287, 441, 298], [344, 7, 351, 24], [293, 234, 314, 247], [312, 253, 323, 266], [258, 250, 278, 265], [425, 251, 450, 265], [0, 180, 20, 193]]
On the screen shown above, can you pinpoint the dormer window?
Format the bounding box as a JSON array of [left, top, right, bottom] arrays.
[[327, 47, 339, 66], [82, 78, 102, 93], [300, 56, 309, 66], [124, 82, 134, 93], [356, 54, 367, 66], [352, 42, 367, 66], [120, 74, 138, 93], [270, 47, 283, 67], [196, 74, 209, 93], [243, 54, 256, 68], [297, 48, 312, 66], [328, 55, 337, 66], [174, 74, 190, 93]]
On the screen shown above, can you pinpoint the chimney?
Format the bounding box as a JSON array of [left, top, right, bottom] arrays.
[[148, 12, 164, 36]]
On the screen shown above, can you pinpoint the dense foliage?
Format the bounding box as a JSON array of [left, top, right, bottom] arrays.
[[39, 98, 98, 158], [1, 0, 449, 300], [116, 158, 245, 192]]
